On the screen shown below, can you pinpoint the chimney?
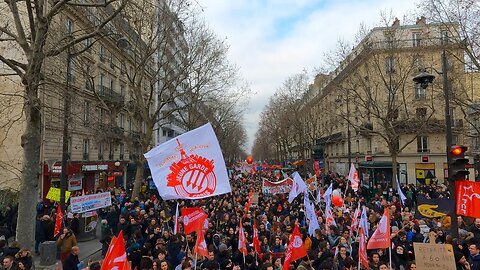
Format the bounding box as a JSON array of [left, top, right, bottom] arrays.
[[392, 18, 400, 27], [416, 16, 427, 25]]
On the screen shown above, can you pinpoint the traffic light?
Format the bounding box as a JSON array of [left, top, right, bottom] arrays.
[[449, 145, 469, 180]]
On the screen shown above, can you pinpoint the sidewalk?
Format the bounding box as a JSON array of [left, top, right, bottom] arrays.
[[35, 228, 102, 270]]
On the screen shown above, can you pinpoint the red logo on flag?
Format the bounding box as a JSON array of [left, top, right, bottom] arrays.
[[167, 139, 216, 198], [367, 208, 391, 250], [456, 180, 480, 218], [283, 224, 307, 269], [54, 205, 63, 237]]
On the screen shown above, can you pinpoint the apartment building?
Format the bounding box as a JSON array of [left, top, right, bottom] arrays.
[[303, 17, 476, 186], [0, 2, 186, 198]]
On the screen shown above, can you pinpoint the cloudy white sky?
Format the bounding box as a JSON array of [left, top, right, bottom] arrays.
[[199, 0, 420, 152]]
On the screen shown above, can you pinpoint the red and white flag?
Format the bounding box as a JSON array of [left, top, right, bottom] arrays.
[[288, 172, 308, 203], [367, 208, 390, 249], [359, 227, 369, 269], [173, 202, 180, 234], [101, 231, 131, 270], [253, 220, 261, 256], [350, 203, 360, 233], [144, 123, 232, 200], [238, 221, 247, 255], [244, 190, 253, 217], [181, 208, 208, 235], [54, 204, 63, 237], [282, 224, 307, 269], [348, 163, 359, 192], [456, 180, 480, 218]]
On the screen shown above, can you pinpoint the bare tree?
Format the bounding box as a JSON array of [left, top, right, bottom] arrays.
[[0, 0, 127, 248]]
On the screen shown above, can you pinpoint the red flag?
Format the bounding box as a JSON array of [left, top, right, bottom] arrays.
[[238, 221, 247, 255], [181, 208, 207, 235], [359, 227, 369, 269], [456, 180, 480, 218], [194, 231, 209, 257], [253, 221, 261, 255], [313, 160, 320, 177], [367, 208, 390, 249], [244, 191, 253, 217], [101, 231, 130, 270], [282, 224, 307, 269], [54, 204, 63, 237], [173, 202, 180, 234]]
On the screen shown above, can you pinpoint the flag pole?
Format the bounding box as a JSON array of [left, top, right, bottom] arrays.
[[389, 245, 392, 270], [194, 252, 198, 270]]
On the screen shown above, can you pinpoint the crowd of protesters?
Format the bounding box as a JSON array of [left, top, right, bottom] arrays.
[[2, 169, 480, 270]]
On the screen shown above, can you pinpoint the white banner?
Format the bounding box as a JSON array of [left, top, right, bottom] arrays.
[[144, 123, 231, 200], [68, 175, 83, 191], [70, 192, 112, 213]]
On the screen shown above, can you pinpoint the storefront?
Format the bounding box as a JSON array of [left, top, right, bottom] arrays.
[[42, 161, 125, 201]]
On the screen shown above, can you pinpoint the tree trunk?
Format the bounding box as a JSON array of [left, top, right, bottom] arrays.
[[16, 83, 42, 250], [391, 152, 398, 188], [132, 158, 145, 198]]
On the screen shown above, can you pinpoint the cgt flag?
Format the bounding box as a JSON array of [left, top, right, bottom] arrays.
[[144, 123, 231, 200], [282, 224, 307, 269], [54, 204, 63, 237], [456, 180, 480, 218], [288, 172, 308, 203], [359, 227, 369, 269], [347, 163, 359, 192], [181, 208, 208, 235]]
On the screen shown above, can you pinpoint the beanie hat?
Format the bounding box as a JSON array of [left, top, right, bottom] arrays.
[[219, 243, 228, 253], [455, 251, 464, 262]]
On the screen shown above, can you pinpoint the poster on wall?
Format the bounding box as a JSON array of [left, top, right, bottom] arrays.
[[68, 175, 83, 191]]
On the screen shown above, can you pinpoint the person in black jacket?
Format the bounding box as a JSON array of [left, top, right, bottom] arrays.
[[63, 246, 80, 270]]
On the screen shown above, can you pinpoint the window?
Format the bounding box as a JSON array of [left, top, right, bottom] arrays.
[[441, 30, 449, 45], [128, 117, 132, 132], [415, 83, 426, 99], [100, 46, 105, 62], [416, 107, 427, 119], [99, 108, 105, 124], [85, 38, 92, 49], [119, 144, 124, 160], [412, 32, 421, 47], [417, 136, 429, 153], [120, 85, 125, 97], [66, 18, 74, 34], [99, 74, 105, 95], [385, 57, 395, 73], [110, 79, 114, 92], [83, 100, 90, 127], [449, 107, 455, 126], [120, 61, 126, 75], [98, 142, 104, 160], [109, 143, 114, 160], [119, 113, 125, 129], [474, 137, 480, 150], [452, 134, 458, 145], [367, 138, 372, 153], [110, 53, 115, 69], [83, 139, 90, 160]]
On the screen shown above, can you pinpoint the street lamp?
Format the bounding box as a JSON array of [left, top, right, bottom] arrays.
[[413, 50, 459, 238], [335, 94, 352, 170]]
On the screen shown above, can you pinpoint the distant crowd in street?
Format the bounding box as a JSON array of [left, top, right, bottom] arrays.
[[1, 169, 480, 270]]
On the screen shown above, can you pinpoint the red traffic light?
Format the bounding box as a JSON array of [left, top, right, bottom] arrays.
[[451, 145, 467, 156]]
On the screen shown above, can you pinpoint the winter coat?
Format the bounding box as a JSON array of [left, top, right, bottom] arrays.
[[56, 233, 77, 253]]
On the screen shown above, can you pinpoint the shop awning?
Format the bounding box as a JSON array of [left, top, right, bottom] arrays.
[[359, 161, 393, 169]]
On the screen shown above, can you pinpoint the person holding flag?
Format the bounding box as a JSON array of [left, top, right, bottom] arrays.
[[283, 224, 308, 269]]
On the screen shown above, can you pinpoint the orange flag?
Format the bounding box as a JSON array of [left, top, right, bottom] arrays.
[[54, 204, 63, 237], [101, 231, 130, 270], [282, 224, 307, 269], [238, 221, 247, 255], [367, 208, 391, 249], [194, 231, 209, 257], [359, 227, 369, 269]]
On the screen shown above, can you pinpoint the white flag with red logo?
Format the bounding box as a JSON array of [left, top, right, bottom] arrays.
[[359, 227, 369, 269], [144, 123, 231, 200], [348, 163, 359, 192], [101, 231, 131, 270], [54, 204, 63, 237], [288, 172, 308, 203], [367, 208, 390, 249], [238, 221, 247, 255], [282, 224, 307, 269], [181, 208, 208, 235]]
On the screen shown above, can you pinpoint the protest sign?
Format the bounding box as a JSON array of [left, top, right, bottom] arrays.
[[46, 187, 71, 202], [413, 243, 456, 270], [70, 192, 112, 213], [251, 192, 259, 204], [262, 178, 293, 194]]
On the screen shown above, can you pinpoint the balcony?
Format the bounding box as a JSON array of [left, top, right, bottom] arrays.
[[395, 119, 445, 134], [98, 124, 124, 140], [97, 85, 125, 106], [358, 123, 373, 136]]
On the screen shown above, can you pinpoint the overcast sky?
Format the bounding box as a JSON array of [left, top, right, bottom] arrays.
[[199, 0, 419, 152]]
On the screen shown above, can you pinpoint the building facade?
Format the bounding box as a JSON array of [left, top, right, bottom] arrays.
[[303, 17, 477, 186]]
